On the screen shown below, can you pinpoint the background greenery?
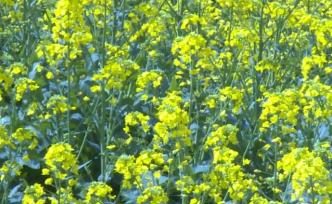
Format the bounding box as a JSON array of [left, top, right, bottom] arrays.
[[0, 0, 331, 203]]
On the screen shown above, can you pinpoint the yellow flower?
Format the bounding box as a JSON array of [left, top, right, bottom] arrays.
[[86, 182, 114, 201], [45, 178, 53, 185], [83, 96, 90, 101], [137, 185, 168, 204], [219, 86, 244, 113], [106, 144, 116, 150], [46, 95, 69, 115], [15, 78, 39, 101], [123, 111, 150, 134], [136, 70, 162, 92], [9, 63, 27, 76], [46, 71, 54, 80], [90, 85, 101, 93], [12, 128, 38, 150], [44, 143, 78, 180], [153, 92, 191, 150], [23, 183, 45, 204], [301, 54, 327, 80], [205, 124, 239, 148], [259, 89, 300, 132], [278, 148, 330, 202], [42, 168, 49, 175]]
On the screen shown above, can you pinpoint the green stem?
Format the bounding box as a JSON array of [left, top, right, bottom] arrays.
[[178, 152, 188, 204], [99, 0, 108, 182], [66, 59, 71, 143], [253, 0, 266, 124], [273, 142, 278, 199], [309, 177, 316, 204], [112, 0, 117, 45], [100, 91, 106, 182], [1, 182, 8, 204], [76, 126, 91, 160]]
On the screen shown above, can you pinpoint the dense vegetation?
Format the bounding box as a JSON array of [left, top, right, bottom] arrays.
[[0, 0, 331, 203]]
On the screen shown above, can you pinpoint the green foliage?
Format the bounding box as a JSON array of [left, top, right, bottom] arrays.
[[0, 0, 331, 203]]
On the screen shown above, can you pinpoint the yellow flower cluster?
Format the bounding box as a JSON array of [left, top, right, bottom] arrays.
[[0, 161, 22, 182], [260, 89, 300, 133], [172, 33, 215, 72], [22, 184, 46, 204], [227, 27, 258, 49], [123, 111, 150, 135], [115, 150, 165, 190], [0, 126, 12, 150], [0, 126, 39, 162], [43, 143, 78, 181], [8, 63, 27, 76], [202, 124, 256, 201], [205, 124, 238, 148], [301, 54, 327, 80], [137, 185, 168, 204], [153, 92, 191, 150], [92, 59, 139, 91], [136, 70, 162, 93], [12, 128, 38, 150], [278, 148, 331, 203], [255, 59, 280, 73], [0, 63, 39, 102], [0, 69, 13, 101], [1, 0, 332, 203], [173, 123, 255, 203], [181, 14, 207, 31], [51, 0, 92, 58], [260, 79, 332, 135], [46, 95, 69, 116], [220, 86, 244, 114], [208, 147, 256, 201], [301, 79, 332, 121], [130, 19, 166, 45], [85, 182, 114, 203], [15, 78, 39, 101], [215, 0, 254, 12]]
